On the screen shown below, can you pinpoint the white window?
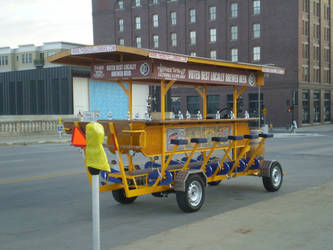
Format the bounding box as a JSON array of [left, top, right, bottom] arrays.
[[28, 54, 32, 63], [119, 19, 124, 32], [190, 52, 197, 57], [210, 50, 217, 59], [119, 38, 125, 45], [210, 28, 216, 43], [135, 0, 141, 7], [231, 3, 238, 17], [231, 48, 238, 62], [189, 9, 196, 23], [152, 0, 159, 4], [153, 35, 159, 48], [118, 0, 124, 9], [253, 23, 260, 38], [209, 6, 216, 21], [190, 31, 196, 45], [253, 0, 261, 15], [231, 26, 238, 40], [171, 11, 176, 25], [153, 14, 159, 27], [171, 33, 177, 46], [253, 46, 261, 61], [136, 37, 142, 48], [135, 17, 141, 30]]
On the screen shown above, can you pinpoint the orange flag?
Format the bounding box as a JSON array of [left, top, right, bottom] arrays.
[[71, 126, 87, 148]]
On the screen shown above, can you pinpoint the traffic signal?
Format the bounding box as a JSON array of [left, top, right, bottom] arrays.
[[287, 108, 291, 113]]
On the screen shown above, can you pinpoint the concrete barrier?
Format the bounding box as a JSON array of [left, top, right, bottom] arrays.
[[0, 120, 60, 137]]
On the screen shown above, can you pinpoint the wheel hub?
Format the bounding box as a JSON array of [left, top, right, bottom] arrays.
[[187, 180, 202, 207], [272, 167, 282, 187]]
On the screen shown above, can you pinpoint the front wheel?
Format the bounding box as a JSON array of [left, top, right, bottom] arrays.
[[112, 189, 137, 204], [176, 174, 205, 212], [262, 162, 283, 192]]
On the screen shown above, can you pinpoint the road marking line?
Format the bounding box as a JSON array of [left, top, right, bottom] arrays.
[[268, 141, 323, 150], [0, 169, 85, 185]]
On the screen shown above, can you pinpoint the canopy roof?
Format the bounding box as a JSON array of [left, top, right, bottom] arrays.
[[48, 45, 285, 87]]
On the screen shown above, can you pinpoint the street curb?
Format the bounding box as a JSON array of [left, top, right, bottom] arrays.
[[0, 139, 71, 146]]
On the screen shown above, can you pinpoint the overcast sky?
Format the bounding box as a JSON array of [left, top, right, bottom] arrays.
[[0, 0, 93, 48]]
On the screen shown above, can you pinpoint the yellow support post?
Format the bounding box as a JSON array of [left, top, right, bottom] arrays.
[[194, 86, 207, 119], [161, 80, 166, 120], [128, 79, 133, 120], [244, 137, 266, 172]]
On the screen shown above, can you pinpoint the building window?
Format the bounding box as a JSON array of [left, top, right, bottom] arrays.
[[210, 50, 216, 59], [231, 26, 238, 40], [303, 0, 309, 12], [135, 17, 141, 30], [231, 3, 238, 18], [314, 2, 320, 17], [118, 0, 124, 9], [313, 91, 321, 122], [228, 94, 244, 117], [324, 91, 331, 122], [209, 6, 216, 21], [135, 0, 141, 7], [119, 19, 124, 32], [207, 95, 219, 114], [153, 35, 159, 48], [303, 20, 309, 36], [253, 46, 261, 61], [253, 0, 261, 15], [313, 23, 320, 39], [171, 33, 177, 47], [171, 11, 177, 25], [302, 65, 309, 81], [253, 23, 260, 39], [153, 14, 159, 27], [189, 9, 196, 23], [302, 90, 310, 123], [119, 38, 125, 45], [249, 93, 263, 120], [303, 43, 309, 58], [190, 52, 197, 57], [187, 96, 200, 114], [313, 67, 320, 82], [325, 48, 330, 62], [171, 96, 181, 114], [313, 45, 320, 61], [152, 0, 159, 4], [190, 31, 196, 45], [0, 56, 8, 66], [136, 37, 142, 48], [324, 27, 330, 41], [324, 69, 330, 83], [209, 28, 216, 43], [231, 48, 238, 62]]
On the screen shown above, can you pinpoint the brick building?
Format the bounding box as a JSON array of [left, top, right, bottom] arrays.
[[92, 0, 333, 127]]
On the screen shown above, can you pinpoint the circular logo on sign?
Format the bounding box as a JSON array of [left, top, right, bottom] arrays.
[[140, 63, 150, 76], [248, 73, 256, 86]]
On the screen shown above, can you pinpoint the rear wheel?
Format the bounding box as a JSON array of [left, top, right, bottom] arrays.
[[176, 174, 205, 212], [263, 162, 283, 192], [112, 189, 137, 204]]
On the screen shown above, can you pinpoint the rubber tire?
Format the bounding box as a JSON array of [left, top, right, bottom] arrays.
[[208, 180, 221, 186], [112, 189, 137, 204], [263, 162, 283, 192], [176, 174, 205, 213]]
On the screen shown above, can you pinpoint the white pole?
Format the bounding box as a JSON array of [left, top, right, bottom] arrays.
[[92, 174, 100, 250]]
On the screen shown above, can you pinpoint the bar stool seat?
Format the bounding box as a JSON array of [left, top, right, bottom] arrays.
[[211, 136, 228, 142], [258, 133, 274, 138], [228, 135, 244, 140], [244, 134, 259, 139], [170, 139, 188, 145], [191, 138, 208, 144]]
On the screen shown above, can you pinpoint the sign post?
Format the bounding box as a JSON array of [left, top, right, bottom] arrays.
[[57, 118, 64, 138]]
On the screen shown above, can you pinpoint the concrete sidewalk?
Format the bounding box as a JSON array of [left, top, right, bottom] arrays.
[[112, 181, 333, 250]]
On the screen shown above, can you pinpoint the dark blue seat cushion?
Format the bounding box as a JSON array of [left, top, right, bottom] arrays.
[[212, 136, 228, 142], [191, 138, 208, 144], [259, 133, 274, 138], [228, 135, 244, 140], [170, 139, 188, 145], [244, 134, 259, 139]]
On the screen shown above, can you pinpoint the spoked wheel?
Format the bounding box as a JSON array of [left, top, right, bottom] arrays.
[[263, 162, 283, 192], [112, 189, 137, 204], [176, 174, 205, 212]]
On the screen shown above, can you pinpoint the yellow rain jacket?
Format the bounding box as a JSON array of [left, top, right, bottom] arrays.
[[85, 122, 110, 172]]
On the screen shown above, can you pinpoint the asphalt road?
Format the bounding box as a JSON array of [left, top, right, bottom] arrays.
[[0, 130, 333, 250]]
